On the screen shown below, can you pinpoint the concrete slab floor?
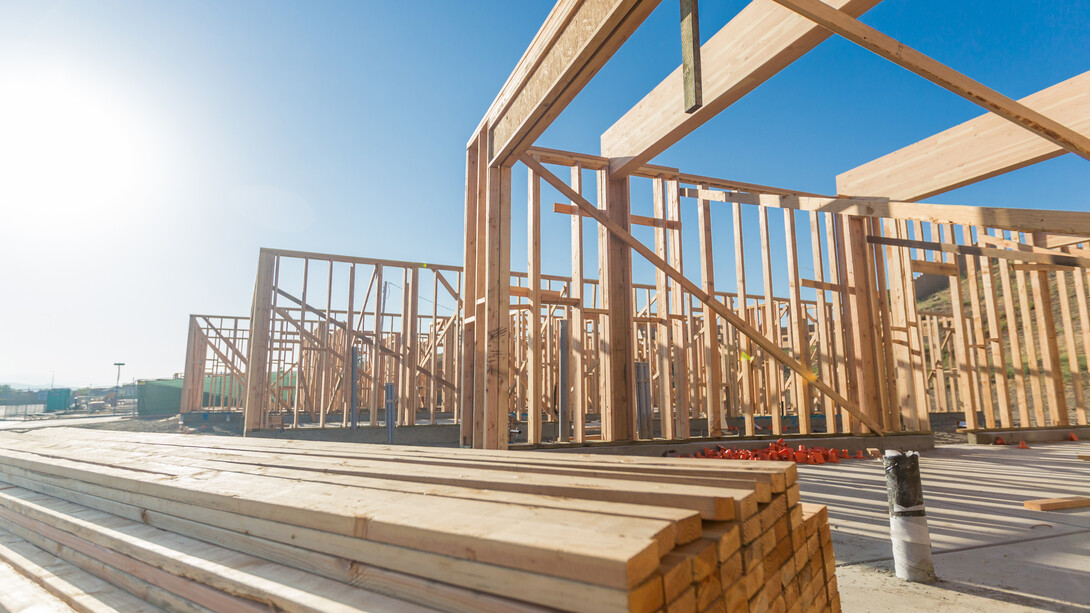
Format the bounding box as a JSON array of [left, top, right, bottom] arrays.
[[796, 441, 1090, 612]]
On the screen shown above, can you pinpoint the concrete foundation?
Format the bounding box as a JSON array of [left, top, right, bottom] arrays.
[[965, 425, 1090, 445], [520, 431, 934, 456]]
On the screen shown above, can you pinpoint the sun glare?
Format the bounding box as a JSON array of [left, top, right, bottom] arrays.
[[0, 65, 163, 232]]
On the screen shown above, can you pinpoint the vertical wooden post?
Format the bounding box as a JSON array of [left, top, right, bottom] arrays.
[[244, 249, 276, 433], [667, 179, 690, 438], [181, 316, 202, 413], [570, 165, 586, 443], [1070, 259, 1090, 425], [843, 217, 882, 433], [733, 201, 755, 436], [977, 229, 1012, 427], [942, 225, 978, 427], [809, 212, 835, 432], [1012, 239, 1046, 425], [370, 266, 384, 427], [480, 160, 512, 449], [697, 190, 722, 436], [460, 139, 479, 445], [527, 168, 543, 443], [652, 178, 673, 439], [1029, 232, 1067, 425], [962, 226, 995, 428], [343, 264, 356, 426], [759, 207, 783, 434], [883, 221, 917, 431], [679, 0, 702, 113], [993, 231, 1030, 426], [826, 214, 852, 434], [870, 219, 897, 431], [1056, 268, 1084, 424], [600, 173, 635, 441], [783, 207, 812, 434]]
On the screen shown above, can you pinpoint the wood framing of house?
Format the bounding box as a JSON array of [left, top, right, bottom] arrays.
[[462, 0, 1090, 448]]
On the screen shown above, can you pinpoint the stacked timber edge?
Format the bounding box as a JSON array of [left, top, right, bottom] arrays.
[[0, 428, 840, 613]]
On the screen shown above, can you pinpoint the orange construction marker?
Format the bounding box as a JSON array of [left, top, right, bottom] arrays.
[[1016, 440, 1031, 449]]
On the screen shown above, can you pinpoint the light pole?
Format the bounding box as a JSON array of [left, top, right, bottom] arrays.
[[113, 362, 124, 415]]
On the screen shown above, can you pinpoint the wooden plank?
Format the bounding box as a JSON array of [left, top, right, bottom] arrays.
[[1029, 232, 1068, 426], [771, 0, 1090, 161], [653, 178, 676, 439], [0, 443, 664, 591], [602, 174, 636, 441], [911, 259, 958, 277], [487, 0, 661, 166], [39, 427, 795, 490], [868, 236, 1090, 269], [667, 178, 691, 438], [680, 0, 702, 112], [554, 202, 681, 230], [783, 209, 812, 434], [0, 467, 636, 613], [0, 489, 429, 613], [838, 71, 1090, 201], [698, 192, 723, 436], [528, 169, 543, 444], [602, 0, 881, 176], [978, 231, 1013, 428], [571, 165, 588, 443], [993, 231, 1031, 426], [695, 186, 1090, 237], [734, 201, 755, 436], [0, 526, 163, 613], [1023, 497, 1090, 512]]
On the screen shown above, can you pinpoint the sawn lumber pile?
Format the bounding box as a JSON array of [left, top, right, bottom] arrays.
[[0, 429, 840, 613]]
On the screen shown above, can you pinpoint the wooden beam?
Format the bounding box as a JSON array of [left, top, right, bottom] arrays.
[[910, 259, 958, 277], [694, 187, 1090, 236], [838, 71, 1090, 200], [553, 203, 681, 230], [679, 0, 702, 113], [868, 236, 1090, 269], [521, 154, 885, 434], [485, 0, 661, 166], [602, 0, 882, 176], [1023, 497, 1090, 512], [770, 0, 1090, 165]]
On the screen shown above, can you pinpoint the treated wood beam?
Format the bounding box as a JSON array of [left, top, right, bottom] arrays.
[[484, 0, 661, 166], [601, 0, 882, 176], [838, 71, 1090, 200]]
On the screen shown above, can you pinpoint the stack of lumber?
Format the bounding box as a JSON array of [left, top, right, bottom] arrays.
[[0, 428, 840, 613]]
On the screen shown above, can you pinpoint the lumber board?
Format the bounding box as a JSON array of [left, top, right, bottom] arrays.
[[0, 442, 664, 590], [0, 553, 74, 613], [838, 71, 1090, 201], [0, 488, 429, 613], [39, 428, 794, 491], [1023, 496, 1090, 512], [0, 430, 818, 613], [0, 435, 747, 523], [486, 0, 661, 165], [0, 472, 546, 613], [0, 467, 626, 613], [0, 527, 161, 613]]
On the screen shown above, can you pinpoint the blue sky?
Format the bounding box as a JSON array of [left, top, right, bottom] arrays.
[[1, 0, 1087, 386]]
